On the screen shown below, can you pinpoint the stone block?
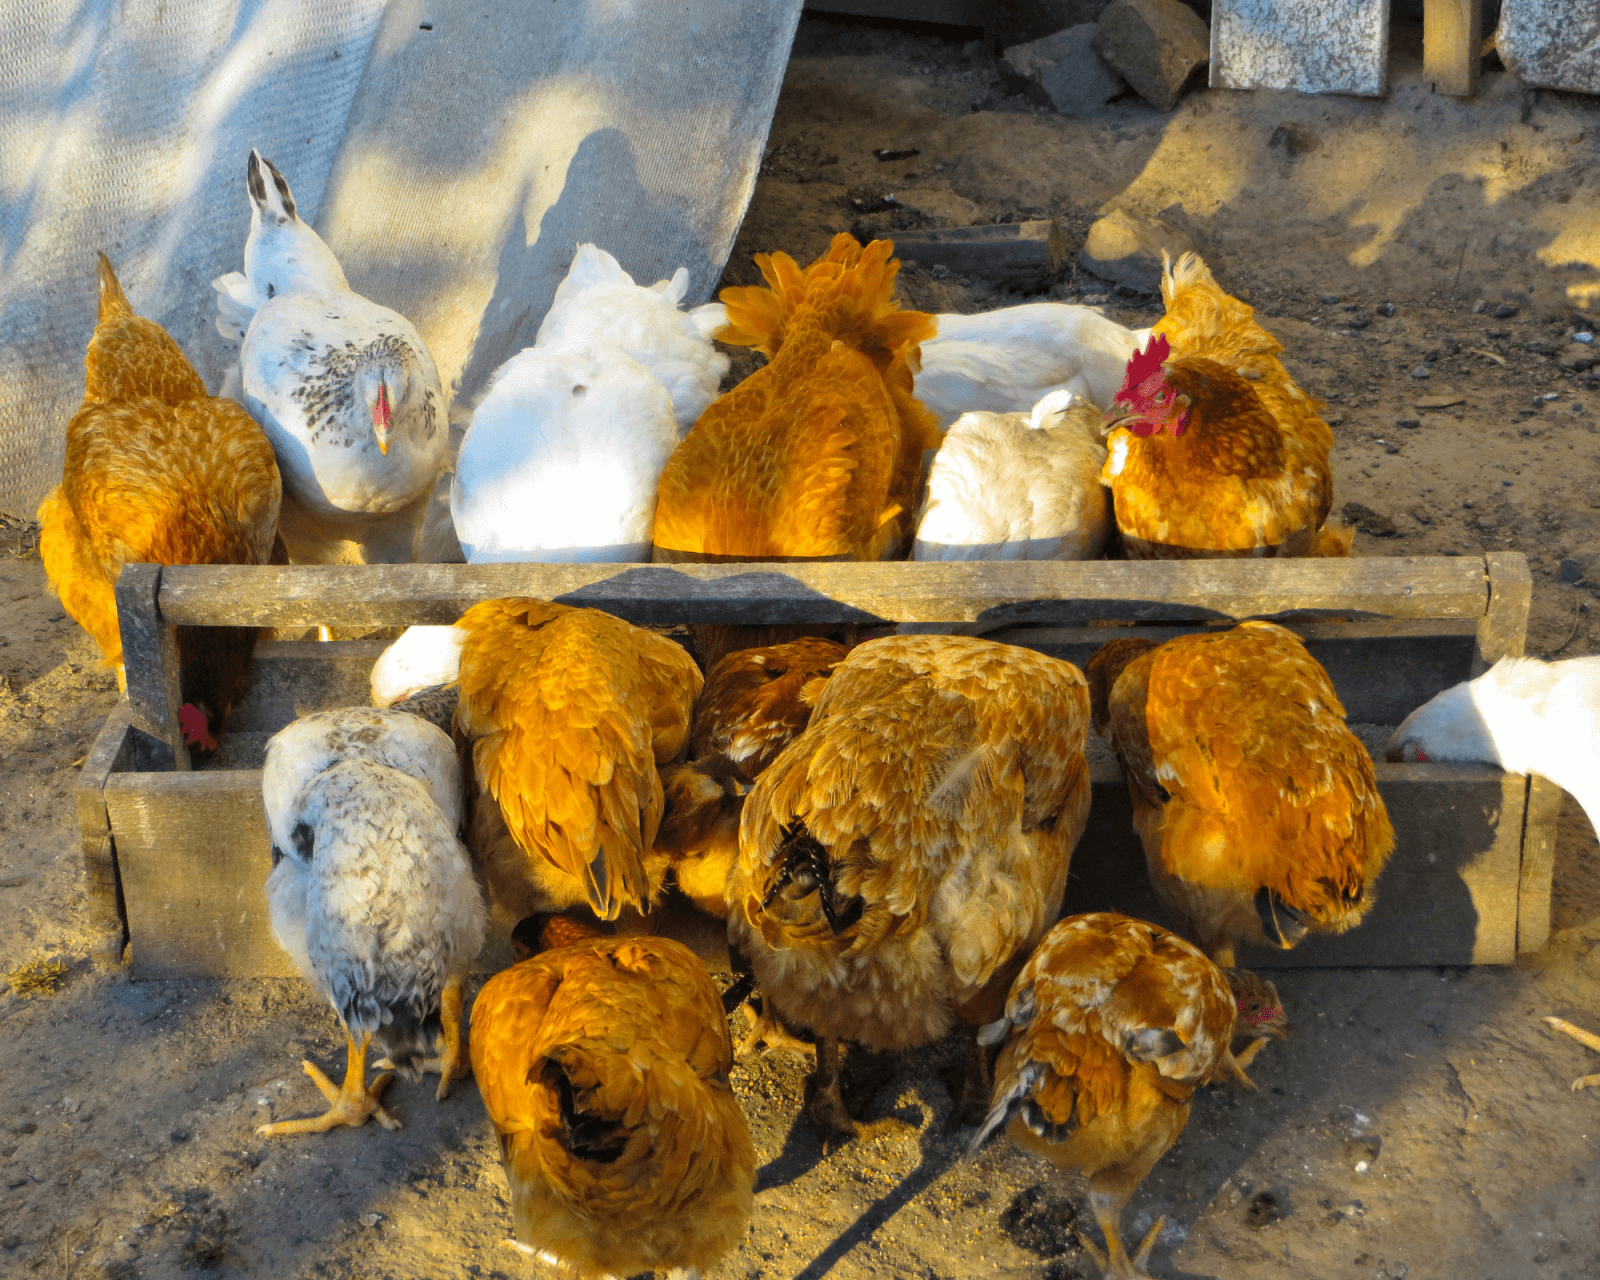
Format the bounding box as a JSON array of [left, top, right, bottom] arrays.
[[1093, 0, 1210, 111], [1211, 0, 1390, 98], [1002, 24, 1126, 114], [1497, 1, 1600, 95], [1078, 207, 1196, 292], [892, 220, 1070, 290]]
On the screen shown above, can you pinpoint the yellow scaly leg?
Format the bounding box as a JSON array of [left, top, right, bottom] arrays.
[[256, 1030, 400, 1137]]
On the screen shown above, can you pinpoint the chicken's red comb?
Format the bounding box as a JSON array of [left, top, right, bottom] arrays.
[[1117, 333, 1171, 401], [178, 702, 217, 751]]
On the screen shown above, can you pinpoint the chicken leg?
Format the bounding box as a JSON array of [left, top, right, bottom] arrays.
[[256, 1030, 401, 1136], [1075, 1184, 1164, 1280], [803, 1037, 909, 1146], [422, 975, 470, 1100], [1545, 1016, 1600, 1090]]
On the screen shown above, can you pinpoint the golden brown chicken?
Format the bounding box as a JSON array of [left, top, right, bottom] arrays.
[[472, 932, 755, 1279], [38, 254, 282, 751], [652, 232, 940, 564], [970, 912, 1286, 1280], [1099, 253, 1350, 559], [729, 633, 1092, 1140], [453, 599, 703, 928], [1088, 622, 1393, 969], [657, 636, 847, 919]]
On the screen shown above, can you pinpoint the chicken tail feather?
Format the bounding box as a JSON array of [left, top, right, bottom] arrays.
[[967, 1060, 1047, 1158], [96, 253, 132, 323]]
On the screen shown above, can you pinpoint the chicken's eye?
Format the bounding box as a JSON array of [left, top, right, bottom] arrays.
[[1153, 391, 1168, 404]]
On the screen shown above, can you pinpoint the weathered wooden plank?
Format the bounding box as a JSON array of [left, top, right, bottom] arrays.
[[1069, 760, 1524, 967], [1475, 550, 1531, 675], [107, 770, 289, 981], [114, 563, 187, 772], [1424, 0, 1482, 97], [154, 558, 1493, 631], [75, 701, 134, 963], [890, 221, 1068, 291], [985, 618, 1479, 724], [1517, 774, 1563, 954], [228, 640, 389, 733]]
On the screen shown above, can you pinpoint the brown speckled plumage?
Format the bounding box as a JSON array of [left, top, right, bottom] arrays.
[[453, 599, 703, 923], [471, 935, 755, 1279], [38, 255, 281, 742], [1095, 622, 1394, 968], [729, 634, 1092, 1054], [1102, 253, 1350, 560]]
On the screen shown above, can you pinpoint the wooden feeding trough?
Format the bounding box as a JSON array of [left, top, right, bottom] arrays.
[[75, 552, 1556, 980]]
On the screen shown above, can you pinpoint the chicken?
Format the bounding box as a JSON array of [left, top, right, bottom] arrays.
[[912, 390, 1111, 562], [257, 708, 486, 1136], [652, 233, 941, 564], [213, 150, 445, 565], [454, 598, 703, 926], [369, 623, 466, 732], [1088, 622, 1394, 970], [914, 302, 1152, 426], [38, 254, 282, 753], [969, 912, 1287, 1280], [472, 933, 755, 1279], [1385, 654, 1600, 838], [657, 636, 847, 918], [729, 634, 1092, 1139], [1099, 253, 1350, 559], [533, 242, 730, 432], [450, 344, 679, 563]]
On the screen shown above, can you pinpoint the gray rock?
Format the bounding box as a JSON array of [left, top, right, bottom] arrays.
[[1003, 24, 1126, 115], [1211, 0, 1389, 97], [1497, 1, 1600, 95], [1093, 0, 1209, 112], [1078, 207, 1196, 292], [1343, 502, 1397, 537], [1559, 343, 1597, 371]]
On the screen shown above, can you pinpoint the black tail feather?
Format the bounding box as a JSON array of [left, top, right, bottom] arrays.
[[762, 822, 863, 934]]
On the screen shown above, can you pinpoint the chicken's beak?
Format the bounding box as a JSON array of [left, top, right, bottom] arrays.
[[1100, 403, 1134, 436], [372, 383, 392, 455]]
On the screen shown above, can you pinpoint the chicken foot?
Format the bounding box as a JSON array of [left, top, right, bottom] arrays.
[[804, 1037, 911, 1146], [941, 1024, 995, 1133], [256, 1030, 401, 1137], [736, 997, 817, 1060], [1545, 1016, 1600, 1090], [417, 976, 470, 1100], [1075, 1187, 1163, 1280]]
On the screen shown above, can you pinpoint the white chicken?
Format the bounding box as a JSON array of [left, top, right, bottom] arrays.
[[1386, 654, 1600, 837], [450, 345, 678, 563], [369, 624, 467, 733], [213, 150, 446, 565], [534, 242, 730, 432], [912, 389, 1112, 562], [257, 708, 485, 1137], [914, 303, 1154, 427]]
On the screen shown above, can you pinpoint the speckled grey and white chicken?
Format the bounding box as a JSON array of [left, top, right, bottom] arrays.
[[257, 708, 485, 1137], [214, 150, 446, 565]]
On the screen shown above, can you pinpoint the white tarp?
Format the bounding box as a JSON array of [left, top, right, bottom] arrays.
[[0, 0, 802, 519]]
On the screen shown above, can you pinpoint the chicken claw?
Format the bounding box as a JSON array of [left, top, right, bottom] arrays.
[[736, 1002, 817, 1060], [1545, 1016, 1600, 1091], [803, 1037, 912, 1147], [256, 1032, 401, 1137], [1077, 1205, 1164, 1280]]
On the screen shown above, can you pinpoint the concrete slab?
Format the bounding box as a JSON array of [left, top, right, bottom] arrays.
[[1211, 0, 1391, 97]]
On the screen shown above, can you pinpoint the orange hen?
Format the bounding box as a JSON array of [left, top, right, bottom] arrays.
[[453, 599, 703, 928], [1088, 622, 1394, 969], [1100, 253, 1350, 559], [38, 255, 282, 751], [730, 634, 1091, 1140], [652, 233, 940, 563], [971, 912, 1285, 1280], [472, 934, 755, 1279], [657, 636, 847, 919]]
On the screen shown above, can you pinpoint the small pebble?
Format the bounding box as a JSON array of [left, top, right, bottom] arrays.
[[1411, 365, 1431, 379], [1493, 303, 1519, 318], [360, 1212, 384, 1228], [1379, 303, 1396, 317], [1319, 293, 1340, 304], [1576, 332, 1595, 345], [1396, 418, 1421, 429]]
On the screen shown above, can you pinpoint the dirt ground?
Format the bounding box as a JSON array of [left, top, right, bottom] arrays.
[[7, 11, 1600, 1280]]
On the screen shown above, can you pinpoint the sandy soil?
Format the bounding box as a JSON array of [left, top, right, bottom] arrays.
[[6, 12, 1600, 1280]]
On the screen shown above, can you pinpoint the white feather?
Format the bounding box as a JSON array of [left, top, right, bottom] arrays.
[[450, 344, 679, 563], [915, 304, 1148, 427], [912, 392, 1111, 562], [535, 243, 729, 432], [216, 150, 446, 564], [1386, 655, 1600, 836], [370, 626, 466, 708]]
